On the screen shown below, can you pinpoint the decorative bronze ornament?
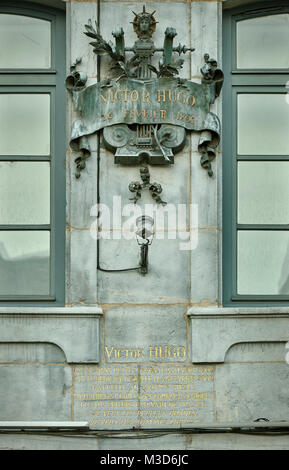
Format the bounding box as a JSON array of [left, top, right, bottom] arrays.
[[131, 5, 157, 39], [65, 57, 87, 91], [128, 166, 167, 206], [66, 7, 223, 180]]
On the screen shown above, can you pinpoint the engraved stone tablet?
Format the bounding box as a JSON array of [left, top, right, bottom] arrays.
[[73, 364, 215, 428]]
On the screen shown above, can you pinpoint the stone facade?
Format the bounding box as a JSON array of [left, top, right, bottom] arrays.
[[0, 0, 289, 450]]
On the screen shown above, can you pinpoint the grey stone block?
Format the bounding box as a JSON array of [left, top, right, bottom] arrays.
[[188, 309, 289, 363], [190, 229, 218, 304], [70, 1, 98, 77], [104, 305, 187, 361], [98, 238, 190, 303], [225, 342, 287, 363], [190, 2, 220, 76], [73, 363, 215, 429], [0, 365, 72, 421], [190, 151, 218, 229], [0, 310, 102, 363], [69, 151, 98, 229], [0, 343, 66, 363], [215, 363, 289, 423], [99, 148, 191, 210], [69, 229, 98, 304]]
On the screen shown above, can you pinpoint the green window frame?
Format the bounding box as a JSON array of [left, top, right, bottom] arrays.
[[0, 2, 65, 305], [223, 1, 289, 306]]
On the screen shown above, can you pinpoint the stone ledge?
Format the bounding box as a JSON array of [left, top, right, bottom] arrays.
[[0, 306, 103, 316], [0, 422, 89, 430], [188, 306, 289, 317], [0, 307, 103, 363], [187, 307, 289, 363]]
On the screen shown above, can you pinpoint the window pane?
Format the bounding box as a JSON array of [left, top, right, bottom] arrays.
[[237, 231, 289, 295], [0, 231, 50, 295], [238, 94, 289, 155], [0, 94, 50, 155], [0, 14, 51, 69], [0, 162, 50, 224], [237, 14, 289, 69], [238, 162, 289, 224]]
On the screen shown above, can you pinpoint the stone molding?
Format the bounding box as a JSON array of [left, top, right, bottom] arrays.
[[0, 307, 103, 363], [187, 307, 289, 363]]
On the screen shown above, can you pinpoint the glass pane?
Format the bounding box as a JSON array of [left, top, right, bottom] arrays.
[[238, 162, 289, 224], [0, 94, 50, 155], [0, 231, 50, 296], [237, 14, 289, 69], [0, 14, 51, 69], [238, 94, 289, 155], [237, 231, 289, 295], [0, 162, 50, 224]]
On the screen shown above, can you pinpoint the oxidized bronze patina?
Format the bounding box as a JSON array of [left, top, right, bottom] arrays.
[[128, 167, 167, 205], [66, 6, 223, 179]]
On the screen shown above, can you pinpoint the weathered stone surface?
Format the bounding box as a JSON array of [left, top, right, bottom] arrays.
[[215, 363, 289, 423], [188, 310, 289, 363], [0, 365, 72, 421], [191, 2, 220, 75], [225, 342, 287, 363], [0, 343, 66, 363], [190, 152, 218, 229], [97, 137, 192, 308], [69, 151, 98, 229], [104, 305, 187, 361], [190, 1, 221, 305], [0, 310, 102, 363], [69, 229, 98, 304], [190, 229, 218, 304], [67, 0, 99, 306], [73, 364, 215, 428], [99, 147, 191, 210], [98, 238, 190, 303], [69, 1, 98, 77]]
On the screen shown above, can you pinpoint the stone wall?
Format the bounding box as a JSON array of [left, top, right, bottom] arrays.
[[0, 0, 289, 450]]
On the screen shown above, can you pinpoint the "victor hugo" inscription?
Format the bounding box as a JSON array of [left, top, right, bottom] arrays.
[[104, 345, 186, 362]]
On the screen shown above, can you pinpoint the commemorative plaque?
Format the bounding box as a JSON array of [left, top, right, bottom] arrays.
[[73, 364, 215, 428], [67, 6, 223, 178]]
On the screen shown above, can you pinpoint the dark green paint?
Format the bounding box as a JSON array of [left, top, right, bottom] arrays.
[[223, 2, 289, 306], [71, 77, 214, 133], [0, 2, 66, 306], [68, 7, 223, 177]]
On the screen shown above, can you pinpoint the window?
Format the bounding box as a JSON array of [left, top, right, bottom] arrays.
[[0, 3, 65, 305], [223, 2, 289, 305]]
